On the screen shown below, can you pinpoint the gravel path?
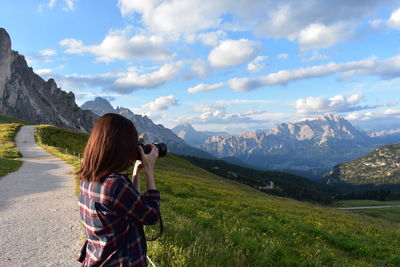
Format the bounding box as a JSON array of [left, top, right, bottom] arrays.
[[0, 125, 81, 266]]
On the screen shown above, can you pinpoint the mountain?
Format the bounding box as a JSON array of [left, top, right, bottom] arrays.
[[0, 28, 97, 132], [369, 129, 400, 145], [200, 114, 376, 172], [323, 143, 400, 185], [172, 123, 230, 147], [81, 97, 213, 158]]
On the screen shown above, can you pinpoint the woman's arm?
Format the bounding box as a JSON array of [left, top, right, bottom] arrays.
[[132, 160, 143, 191], [138, 144, 158, 191]]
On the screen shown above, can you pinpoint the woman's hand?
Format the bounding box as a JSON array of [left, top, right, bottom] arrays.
[[138, 144, 159, 190]]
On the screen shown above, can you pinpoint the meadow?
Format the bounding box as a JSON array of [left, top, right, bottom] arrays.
[[33, 124, 400, 266], [0, 123, 22, 178]]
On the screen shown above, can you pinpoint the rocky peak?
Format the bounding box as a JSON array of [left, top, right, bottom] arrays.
[[81, 97, 115, 115], [0, 28, 12, 97], [0, 28, 98, 132]]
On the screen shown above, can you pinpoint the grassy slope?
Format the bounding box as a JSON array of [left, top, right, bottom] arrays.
[[0, 123, 23, 177], [36, 125, 400, 266]]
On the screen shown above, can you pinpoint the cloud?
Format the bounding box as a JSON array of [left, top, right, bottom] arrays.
[[277, 53, 289, 60], [117, 0, 398, 49], [208, 39, 260, 68], [295, 94, 379, 114], [301, 51, 329, 62], [26, 49, 58, 64], [38, 62, 183, 93], [187, 82, 225, 94], [197, 30, 227, 46], [388, 7, 400, 29], [247, 56, 268, 73], [345, 109, 400, 132], [298, 23, 351, 50], [229, 55, 400, 91], [118, 0, 225, 35], [44, 0, 77, 11], [114, 61, 183, 92], [35, 69, 53, 75], [141, 95, 178, 111], [59, 28, 173, 62], [187, 58, 211, 79]]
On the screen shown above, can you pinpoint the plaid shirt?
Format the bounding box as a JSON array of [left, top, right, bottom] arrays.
[[78, 173, 160, 267]]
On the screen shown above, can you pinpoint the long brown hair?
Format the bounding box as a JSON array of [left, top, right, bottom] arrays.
[[77, 113, 138, 182]]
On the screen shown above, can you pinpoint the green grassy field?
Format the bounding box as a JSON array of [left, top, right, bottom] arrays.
[[35, 125, 400, 266], [0, 113, 33, 125], [0, 122, 23, 178], [332, 200, 400, 224]]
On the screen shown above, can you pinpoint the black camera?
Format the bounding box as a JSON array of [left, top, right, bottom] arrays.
[[138, 142, 168, 158]]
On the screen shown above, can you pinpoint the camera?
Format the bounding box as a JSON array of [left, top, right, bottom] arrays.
[[138, 142, 168, 158]]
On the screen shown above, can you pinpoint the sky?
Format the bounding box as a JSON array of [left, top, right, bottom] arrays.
[[2, 0, 400, 134]]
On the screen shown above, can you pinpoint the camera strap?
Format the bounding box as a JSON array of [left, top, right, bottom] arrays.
[[146, 211, 163, 241]]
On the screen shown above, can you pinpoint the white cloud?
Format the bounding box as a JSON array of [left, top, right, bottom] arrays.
[[117, 0, 398, 49], [142, 95, 178, 111], [118, 0, 225, 35], [229, 55, 400, 91], [208, 39, 259, 68], [295, 94, 378, 115], [301, 51, 329, 62], [59, 38, 84, 54], [187, 82, 225, 94], [48, 0, 57, 9], [45, 0, 77, 11], [388, 8, 400, 29], [277, 53, 289, 60], [59, 28, 173, 62], [298, 23, 350, 50], [114, 61, 183, 91], [247, 56, 268, 73], [35, 68, 53, 75], [369, 19, 383, 29], [189, 58, 211, 79], [197, 30, 226, 46], [38, 49, 57, 57]]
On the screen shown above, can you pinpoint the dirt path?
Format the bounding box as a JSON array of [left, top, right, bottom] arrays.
[[336, 205, 400, 210], [0, 125, 81, 266]]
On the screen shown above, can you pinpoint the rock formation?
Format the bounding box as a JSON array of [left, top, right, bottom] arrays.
[[0, 28, 97, 132]]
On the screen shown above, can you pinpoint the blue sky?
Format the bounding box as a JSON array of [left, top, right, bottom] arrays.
[[2, 0, 400, 134]]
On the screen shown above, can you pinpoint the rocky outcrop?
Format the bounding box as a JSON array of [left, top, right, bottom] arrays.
[[323, 143, 400, 185], [0, 28, 97, 132]]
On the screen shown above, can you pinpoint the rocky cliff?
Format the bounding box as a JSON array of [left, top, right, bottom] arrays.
[[323, 143, 400, 185], [0, 28, 97, 132]]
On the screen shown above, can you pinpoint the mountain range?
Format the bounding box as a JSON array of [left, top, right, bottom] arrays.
[[173, 115, 400, 178], [81, 97, 212, 158]]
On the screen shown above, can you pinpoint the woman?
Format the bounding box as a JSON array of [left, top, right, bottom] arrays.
[[77, 113, 161, 267]]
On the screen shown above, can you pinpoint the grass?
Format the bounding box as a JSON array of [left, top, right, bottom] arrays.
[[35, 124, 400, 266], [0, 113, 33, 125], [332, 200, 400, 224], [0, 123, 23, 178]]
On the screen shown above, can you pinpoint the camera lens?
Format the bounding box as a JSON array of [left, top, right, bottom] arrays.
[[138, 142, 167, 158]]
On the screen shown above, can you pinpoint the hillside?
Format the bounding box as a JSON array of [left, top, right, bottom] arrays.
[[181, 156, 332, 203], [34, 124, 400, 266], [324, 143, 400, 185]]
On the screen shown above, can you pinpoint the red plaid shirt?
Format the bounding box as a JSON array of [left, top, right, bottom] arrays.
[[78, 173, 160, 267]]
